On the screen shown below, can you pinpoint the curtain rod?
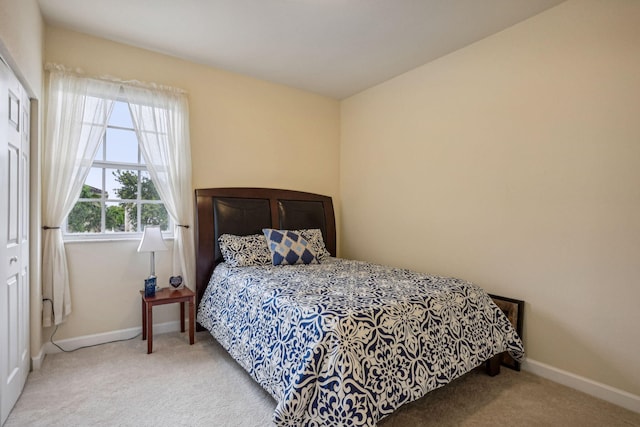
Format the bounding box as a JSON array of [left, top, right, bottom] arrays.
[[44, 63, 188, 95]]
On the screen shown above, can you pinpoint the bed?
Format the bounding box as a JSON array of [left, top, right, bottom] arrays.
[[195, 187, 524, 426]]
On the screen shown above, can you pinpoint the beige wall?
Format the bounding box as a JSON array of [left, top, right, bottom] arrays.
[[0, 0, 43, 97], [341, 0, 640, 397], [0, 0, 44, 361], [44, 26, 341, 340]]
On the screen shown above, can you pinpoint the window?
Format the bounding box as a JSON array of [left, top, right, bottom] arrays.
[[64, 100, 170, 237]]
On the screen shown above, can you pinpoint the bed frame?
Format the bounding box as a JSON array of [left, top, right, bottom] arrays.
[[193, 186, 500, 376]]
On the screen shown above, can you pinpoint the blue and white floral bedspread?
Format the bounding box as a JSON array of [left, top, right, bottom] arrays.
[[197, 258, 524, 426]]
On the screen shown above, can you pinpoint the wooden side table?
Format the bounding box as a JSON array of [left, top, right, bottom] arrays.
[[140, 287, 195, 354]]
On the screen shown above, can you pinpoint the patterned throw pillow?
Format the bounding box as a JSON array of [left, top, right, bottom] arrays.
[[218, 234, 272, 267], [293, 229, 332, 261], [262, 229, 318, 265]]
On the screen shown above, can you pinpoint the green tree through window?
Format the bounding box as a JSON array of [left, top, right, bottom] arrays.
[[112, 170, 168, 230], [67, 174, 168, 233], [67, 185, 101, 233]]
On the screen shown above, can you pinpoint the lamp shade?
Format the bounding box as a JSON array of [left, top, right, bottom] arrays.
[[137, 225, 167, 253]]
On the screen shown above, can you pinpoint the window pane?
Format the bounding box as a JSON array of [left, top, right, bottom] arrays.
[[142, 203, 169, 231], [105, 128, 138, 163], [107, 168, 137, 201], [109, 198, 139, 232], [105, 201, 126, 232], [82, 168, 103, 198], [109, 101, 134, 128], [67, 201, 102, 233], [140, 171, 161, 200]]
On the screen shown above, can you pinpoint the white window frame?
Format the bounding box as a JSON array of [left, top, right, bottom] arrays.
[[63, 98, 173, 241]]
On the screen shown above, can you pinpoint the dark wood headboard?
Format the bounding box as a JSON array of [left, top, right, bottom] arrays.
[[194, 187, 336, 310]]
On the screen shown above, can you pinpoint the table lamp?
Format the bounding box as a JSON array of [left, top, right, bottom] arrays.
[[138, 225, 167, 294]]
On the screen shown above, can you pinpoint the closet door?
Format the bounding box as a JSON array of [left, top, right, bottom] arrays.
[[0, 57, 30, 426]]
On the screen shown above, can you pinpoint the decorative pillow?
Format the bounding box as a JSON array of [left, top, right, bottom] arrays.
[[262, 229, 318, 265], [293, 229, 332, 261], [218, 234, 272, 267]]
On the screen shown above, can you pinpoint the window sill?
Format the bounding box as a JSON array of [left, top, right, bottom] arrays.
[[63, 235, 174, 244]]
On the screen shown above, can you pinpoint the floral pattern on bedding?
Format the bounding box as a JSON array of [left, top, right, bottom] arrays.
[[197, 258, 524, 426]]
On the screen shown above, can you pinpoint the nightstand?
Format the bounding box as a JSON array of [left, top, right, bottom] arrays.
[[140, 287, 195, 354]]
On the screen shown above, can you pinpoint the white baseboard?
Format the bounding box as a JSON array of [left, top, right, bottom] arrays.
[[522, 358, 640, 414], [41, 320, 182, 356], [31, 347, 45, 371]]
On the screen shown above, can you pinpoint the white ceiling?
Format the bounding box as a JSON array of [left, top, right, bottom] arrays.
[[37, 0, 564, 99]]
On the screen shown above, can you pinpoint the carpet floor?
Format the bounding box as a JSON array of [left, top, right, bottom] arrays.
[[5, 331, 639, 426]]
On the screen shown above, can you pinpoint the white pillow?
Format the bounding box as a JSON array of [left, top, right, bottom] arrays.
[[218, 234, 272, 267]]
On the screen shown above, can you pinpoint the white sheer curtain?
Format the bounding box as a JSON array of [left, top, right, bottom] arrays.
[[42, 67, 120, 326], [124, 86, 195, 291]]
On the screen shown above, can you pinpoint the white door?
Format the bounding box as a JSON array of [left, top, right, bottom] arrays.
[[0, 57, 30, 426]]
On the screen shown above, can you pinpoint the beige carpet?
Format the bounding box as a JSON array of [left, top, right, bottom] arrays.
[[5, 331, 639, 427]]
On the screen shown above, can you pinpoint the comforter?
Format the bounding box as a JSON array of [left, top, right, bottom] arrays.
[[197, 258, 524, 426]]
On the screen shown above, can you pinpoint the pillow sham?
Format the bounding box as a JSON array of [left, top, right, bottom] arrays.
[[218, 233, 272, 267], [262, 228, 318, 266], [293, 229, 332, 261]]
